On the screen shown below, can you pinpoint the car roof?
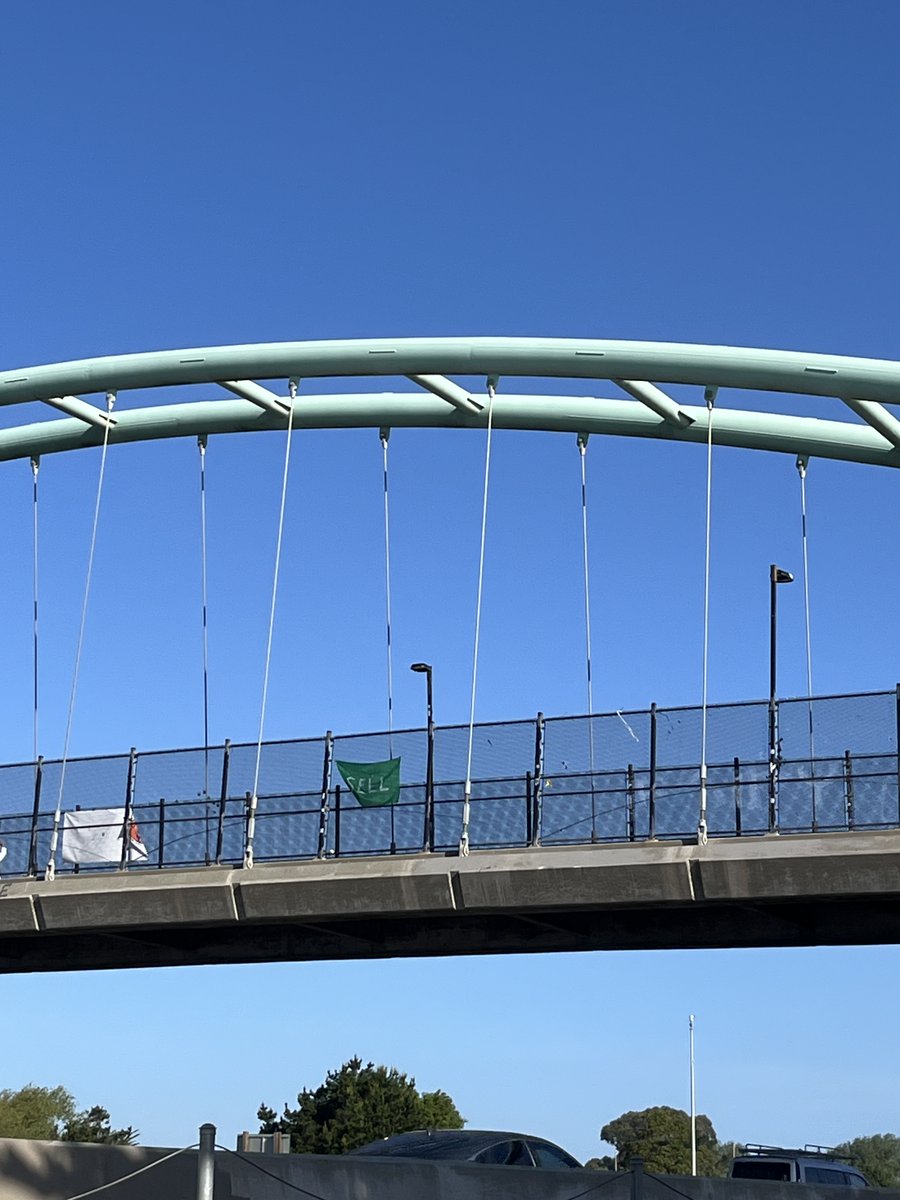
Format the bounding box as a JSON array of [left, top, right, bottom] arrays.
[[351, 1129, 557, 1158]]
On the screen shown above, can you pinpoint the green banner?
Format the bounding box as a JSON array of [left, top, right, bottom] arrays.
[[335, 757, 401, 807]]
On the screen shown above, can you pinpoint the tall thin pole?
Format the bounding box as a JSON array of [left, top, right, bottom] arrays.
[[578, 433, 597, 840], [768, 564, 793, 833], [31, 456, 40, 767], [696, 1017, 700, 1176], [698, 388, 716, 845], [197, 1122, 216, 1200], [768, 563, 778, 832], [381, 429, 394, 756], [425, 667, 434, 849], [797, 456, 817, 810], [198, 436, 211, 863]]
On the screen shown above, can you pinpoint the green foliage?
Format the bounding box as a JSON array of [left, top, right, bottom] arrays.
[[259, 1057, 465, 1154], [585, 1155, 617, 1171], [0, 1086, 136, 1144], [835, 1135, 900, 1188], [61, 1105, 138, 1146], [0, 1085, 76, 1140], [418, 1090, 462, 1130], [600, 1106, 728, 1176]]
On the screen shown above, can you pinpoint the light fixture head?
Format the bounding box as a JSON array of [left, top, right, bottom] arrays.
[[410, 662, 432, 673], [772, 565, 794, 584]]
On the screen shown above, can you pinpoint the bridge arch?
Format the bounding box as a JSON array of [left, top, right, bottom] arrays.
[[0, 337, 898, 467]]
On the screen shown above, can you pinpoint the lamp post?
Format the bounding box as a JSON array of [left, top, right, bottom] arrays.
[[411, 663, 434, 850], [768, 564, 794, 832], [696, 1017, 700, 1176]]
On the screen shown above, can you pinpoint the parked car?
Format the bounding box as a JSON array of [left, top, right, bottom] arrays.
[[348, 1129, 582, 1169], [729, 1145, 869, 1188]]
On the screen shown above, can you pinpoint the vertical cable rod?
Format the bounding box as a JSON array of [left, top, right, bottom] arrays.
[[578, 434, 597, 840], [381, 429, 394, 759], [245, 381, 297, 869], [698, 387, 717, 845], [31, 456, 40, 767], [460, 378, 497, 856], [46, 393, 116, 880], [797, 456, 817, 797], [381, 428, 396, 854], [198, 436, 211, 862]]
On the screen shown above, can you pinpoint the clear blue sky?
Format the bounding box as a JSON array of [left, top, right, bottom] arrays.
[[1, 0, 899, 1165]]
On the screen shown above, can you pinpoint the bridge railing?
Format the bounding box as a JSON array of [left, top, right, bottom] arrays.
[[0, 688, 897, 878]]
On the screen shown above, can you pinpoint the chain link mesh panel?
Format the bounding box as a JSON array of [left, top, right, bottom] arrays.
[[0, 692, 896, 876]]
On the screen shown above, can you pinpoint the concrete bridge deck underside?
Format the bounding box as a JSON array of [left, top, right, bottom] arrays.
[[1, 830, 899, 973]]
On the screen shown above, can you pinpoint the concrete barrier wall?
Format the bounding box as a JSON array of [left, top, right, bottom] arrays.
[[2, 1139, 900, 1200]]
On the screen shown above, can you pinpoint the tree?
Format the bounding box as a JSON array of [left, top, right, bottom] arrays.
[[0, 1086, 137, 1144], [0, 1085, 75, 1140], [61, 1105, 137, 1146], [599, 1106, 729, 1176], [259, 1057, 465, 1154], [835, 1135, 900, 1188]]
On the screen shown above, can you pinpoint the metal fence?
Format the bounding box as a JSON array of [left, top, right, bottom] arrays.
[[0, 688, 897, 879]]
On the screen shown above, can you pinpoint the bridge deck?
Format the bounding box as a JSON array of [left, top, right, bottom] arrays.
[[2, 829, 900, 973]]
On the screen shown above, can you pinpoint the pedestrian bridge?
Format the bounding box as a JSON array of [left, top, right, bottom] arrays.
[[1, 689, 899, 973], [2, 337, 900, 972]]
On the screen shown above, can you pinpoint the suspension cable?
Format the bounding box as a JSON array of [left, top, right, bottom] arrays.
[[380, 428, 394, 758], [198, 435, 211, 862], [31, 456, 40, 767], [460, 377, 497, 856], [46, 394, 116, 880], [578, 433, 597, 840], [797, 456, 816, 782], [698, 386, 717, 846], [245, 380, 297, 870]]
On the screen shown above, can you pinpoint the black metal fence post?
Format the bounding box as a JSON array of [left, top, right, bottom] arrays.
[[158, 798, 166, 868], [844, 749, 855, 829], [532, 713, 544, 848], [425, 707, 435, 852], [733, 757, 742, 837], [119, 747, 137, 870], [27, 756, 43, 877], [215, 740, 231, 865], [627, 764, 636, 841], [648, 704, 657, 839], [317, 732, 334, 859], [631, 1157, 644, 1200], [333, 785, 342, 858], [242, 791, 252, 862], [768, 698, 778, 833], [525, 771, 533, 846]]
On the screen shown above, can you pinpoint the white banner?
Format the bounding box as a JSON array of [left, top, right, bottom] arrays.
[[61, 808, 148, 865]]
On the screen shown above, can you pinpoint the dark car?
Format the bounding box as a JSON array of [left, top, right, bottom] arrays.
[[730, 1146, 869, 1188], [348, 1129, 582, 1169]]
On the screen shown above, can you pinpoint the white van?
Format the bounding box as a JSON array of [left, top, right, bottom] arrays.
[[729, 1145, 869, 1188]]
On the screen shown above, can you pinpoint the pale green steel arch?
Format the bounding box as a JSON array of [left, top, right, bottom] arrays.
[[0, 337, 898, 467]]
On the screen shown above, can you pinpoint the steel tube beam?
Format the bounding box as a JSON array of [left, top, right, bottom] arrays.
[[614, 379, 693, 427], [42, 395, 116, 428], [0, 394, 898, 468], [6, 338, 900, 405], [841, 397, 900, 449], [407, 374, 483, 413], [220, 379, 290, 416]]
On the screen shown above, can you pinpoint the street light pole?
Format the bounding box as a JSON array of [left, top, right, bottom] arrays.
[[696, 1017, 700, 1176], [411, 663, 434, 850], [768, 564, 794, 832]]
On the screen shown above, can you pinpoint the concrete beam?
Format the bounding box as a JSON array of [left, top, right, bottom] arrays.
[[2, 831, 900, 973]]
